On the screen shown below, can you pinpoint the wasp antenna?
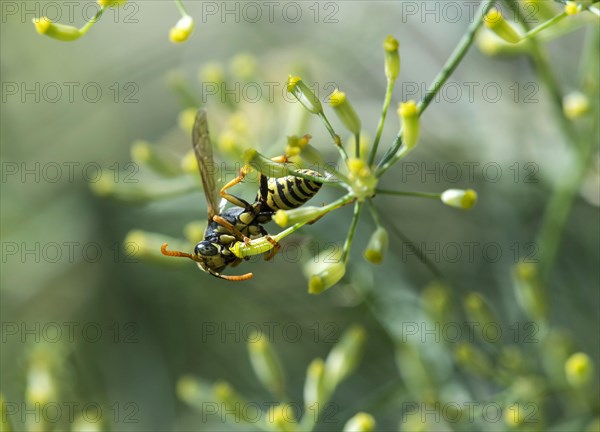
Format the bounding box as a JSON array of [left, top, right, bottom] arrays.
[[216, 272, 254, 281], [161, 243, 195, 260]]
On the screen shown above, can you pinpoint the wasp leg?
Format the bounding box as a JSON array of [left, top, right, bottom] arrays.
[[213, 215, 252, 244], [263, 236, 281, 261], [220, 166, 253, 210]]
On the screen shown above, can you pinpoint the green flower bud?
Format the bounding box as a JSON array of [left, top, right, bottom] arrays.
[[363, 227, 389, 264], [25, 362, 55, 405], [324, 325, 366, 390], [421, 281, 452, 323], [71, 415, 104, 432], [329, 89, 361, 135], [1, 393, 11, 432], [304, 358, 326, 411], [176, 376, 216, 408], [484, 9, 522, 44], [274, 206, 323, 228], [32, 17, 82, 41], [343, 412, 376, 432], [383, 35, 400, 81], [244, 149, 292, 179], [441, 189, 478, 210], [463, 292, 499, 339], [169, 15, 194, 43], [285, 135, 324, 167], [287, 76, 323, 114], [565, 352, 594, 387], [266, 403, 297, 432], [248, 332, 286, 398], [454, 342, 492, 378], [477, 32, 530, 57], [131, 140, 181, 177], [398, 100, 420, 150], [213, 381, 254, 423], [513, 263, 548, 323], [520, 0, 559, 22]]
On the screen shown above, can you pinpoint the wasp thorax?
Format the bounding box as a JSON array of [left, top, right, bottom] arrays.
[[195, 241, 219, 257]]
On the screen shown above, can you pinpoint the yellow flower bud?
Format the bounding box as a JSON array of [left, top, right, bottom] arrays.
[[230, 53, 258, 80], [398, 100, 420, 150], [565, 352, 594, 387], [181, 150, 199, 174], [32, 17, 82, 41], [383, 35, 400, 81], [563, 92, 590, 119], [287, 76, 323, 114], [344, 412, 376, 432], [347, 158, 377, 200], [564, 1, 580, 15], [183, 221, 206, 244], [199, 62, 225, 84], [504, 404, 525, 428], [484, 9, 522, 44], [218, 131, 244, 157], [441, 189, 477, 210], [329, 89, 361, 135], [308, 261, 346, 294], [178, 108, 197, 133], [169, 15, 194, 43], [97, 0, 127, 7], [363, 227, 389, 264]]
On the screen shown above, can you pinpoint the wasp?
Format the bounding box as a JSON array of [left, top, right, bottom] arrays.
[[160, 109, 323, 280]]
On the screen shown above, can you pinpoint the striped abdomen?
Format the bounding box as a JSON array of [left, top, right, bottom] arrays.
[[257, 169, 322, 211]]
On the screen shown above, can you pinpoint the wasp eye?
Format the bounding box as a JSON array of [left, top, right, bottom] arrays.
[[194, 241, 218, 257]]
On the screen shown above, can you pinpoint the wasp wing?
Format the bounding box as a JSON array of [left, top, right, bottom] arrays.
[[192, 109, 220, 222]]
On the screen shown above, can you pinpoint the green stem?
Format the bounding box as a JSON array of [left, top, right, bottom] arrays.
[[174, 0, 189, 17], [376, 0, 494, 177], [318, 112, 349, 162], [367, 200, 383, 227], [79, 6, 105, 35], [520, 12, 567, 41], [376, 189, 441, 199], [368, 78, 395, 166], [354, 133, 361, 159], [505, 0, 588, 277], [341, 201, 363, 264]]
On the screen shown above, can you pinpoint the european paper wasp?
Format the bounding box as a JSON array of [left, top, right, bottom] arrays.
[[160, 109, 323, 280]]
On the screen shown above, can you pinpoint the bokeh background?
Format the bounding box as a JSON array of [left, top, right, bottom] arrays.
[[1, 1, 598, 431]]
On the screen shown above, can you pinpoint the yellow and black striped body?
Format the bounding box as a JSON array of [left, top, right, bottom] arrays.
[[256, 169, 322, 212]]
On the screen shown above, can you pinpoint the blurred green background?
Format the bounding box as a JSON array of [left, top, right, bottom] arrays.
[[1, 1, 598, 431]]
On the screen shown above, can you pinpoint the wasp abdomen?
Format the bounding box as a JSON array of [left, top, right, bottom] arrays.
[[258, 169, 322, 212]]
